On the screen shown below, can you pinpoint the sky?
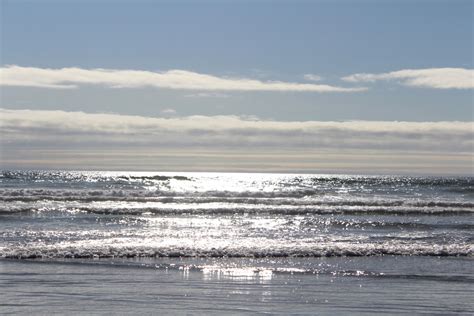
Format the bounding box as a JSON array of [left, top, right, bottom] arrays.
[[0, 0, 473, 174]]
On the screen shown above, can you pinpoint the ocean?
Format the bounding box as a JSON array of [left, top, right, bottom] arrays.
[[1, 171, 473, 314]]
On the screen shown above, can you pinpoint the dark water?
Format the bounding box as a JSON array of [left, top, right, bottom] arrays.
[[1, 171, 473, 314]]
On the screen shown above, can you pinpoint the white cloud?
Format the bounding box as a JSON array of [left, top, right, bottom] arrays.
[[184, 92, 230, 98], [1, 108, 471, 174], [1, 108, 471, 151], [342, 68, 474, 89], [304, 74, 323, 81], [0, 65, 366, 93]]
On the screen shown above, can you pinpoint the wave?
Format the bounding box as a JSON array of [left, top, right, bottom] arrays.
[[0, 171, 192, 187], [1, 242, 472, 259], [1, 203, 473, 215], [117, 175, 191, 181], [2, 170, 472, 188], [1, 188, 473, 208]]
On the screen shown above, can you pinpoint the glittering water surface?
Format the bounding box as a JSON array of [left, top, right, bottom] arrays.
[[0, 171, 473, 314], [1, 171, 472, 259]]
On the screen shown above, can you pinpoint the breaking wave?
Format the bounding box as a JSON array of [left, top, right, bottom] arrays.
[[1, 243, 472, 259]]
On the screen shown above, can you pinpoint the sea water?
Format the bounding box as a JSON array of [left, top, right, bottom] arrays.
[[1, 171, 473, 314]]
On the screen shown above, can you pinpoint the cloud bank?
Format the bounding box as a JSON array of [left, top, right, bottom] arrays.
[[1, 108, 471, 174], [342, 68, 474, 89], [0, 65, 365, 92], [1, 108, 471, 151]]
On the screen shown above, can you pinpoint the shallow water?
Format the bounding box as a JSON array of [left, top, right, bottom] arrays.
[[1, 256, 473, 315]]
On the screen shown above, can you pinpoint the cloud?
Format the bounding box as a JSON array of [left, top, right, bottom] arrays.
[[0, 65, 366, 93], [342, 68, 474, 89], [1, 108, 471, 151], [304, 74, 323, 81], [184, 92, 230, 98], [1, 108, 471, 174], [160, 108, 177, 116]]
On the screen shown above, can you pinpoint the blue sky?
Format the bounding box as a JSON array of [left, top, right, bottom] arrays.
[[2, 0, 472, 71], [2, 0, 472, 121], [0, 0, 473, 173]]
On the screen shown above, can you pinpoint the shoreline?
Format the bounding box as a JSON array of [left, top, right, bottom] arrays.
[[1, 256, 473, 314]]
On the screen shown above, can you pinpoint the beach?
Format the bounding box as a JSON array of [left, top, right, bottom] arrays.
[[2, 1, 473, 314]]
